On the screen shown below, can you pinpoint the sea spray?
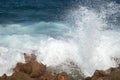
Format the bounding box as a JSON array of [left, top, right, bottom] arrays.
[[0, 1, 120, 77], [36, 3, 120, 76]]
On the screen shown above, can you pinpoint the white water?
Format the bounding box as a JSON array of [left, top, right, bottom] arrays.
[[0, 2, 120, 76]]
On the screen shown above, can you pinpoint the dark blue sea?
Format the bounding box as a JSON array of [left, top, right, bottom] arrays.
[[0, 0, 120, 77]]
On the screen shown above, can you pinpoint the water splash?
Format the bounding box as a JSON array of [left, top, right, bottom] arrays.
[[0, 1, 120, 77]]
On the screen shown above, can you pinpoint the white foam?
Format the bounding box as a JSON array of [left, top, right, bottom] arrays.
[[0, 2, 120, 77]]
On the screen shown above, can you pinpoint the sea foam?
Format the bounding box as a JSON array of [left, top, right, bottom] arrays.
[[0, 1, 120, 76]]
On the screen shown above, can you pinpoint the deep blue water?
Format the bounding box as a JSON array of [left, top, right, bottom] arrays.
[[0, 0, 119, 23], [0, 0, 74, 23]]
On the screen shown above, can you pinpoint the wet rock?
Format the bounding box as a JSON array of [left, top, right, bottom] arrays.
[[85, 77, 91, 80], [55, 72, 68, 80], [30, 60, 46, 78], [85, 67, 120, 80], [0, 53, 68, 80], [9, 72, 33, 80], [36, 71, 56, 80], [14, 62, 32, 74], [24, 53, 37, 63], [0, 74, 7, 80], [91, 70, 109, 79], [14, 53, 46, 78], [110, 68, 120, 80]]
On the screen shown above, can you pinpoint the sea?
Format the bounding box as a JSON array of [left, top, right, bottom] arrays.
[[0, 0, 120, 76]]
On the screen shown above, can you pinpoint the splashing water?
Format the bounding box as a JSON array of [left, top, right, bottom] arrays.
[[0, 1, 120, 76]]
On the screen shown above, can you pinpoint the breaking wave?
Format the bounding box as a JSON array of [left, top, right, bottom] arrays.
[[0, 1, 120, 77]]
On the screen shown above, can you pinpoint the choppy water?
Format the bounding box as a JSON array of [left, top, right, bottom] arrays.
[[0, 0, 120, 76]]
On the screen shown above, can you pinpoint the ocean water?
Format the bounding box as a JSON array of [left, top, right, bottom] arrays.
[[0, 0, 120, 76]]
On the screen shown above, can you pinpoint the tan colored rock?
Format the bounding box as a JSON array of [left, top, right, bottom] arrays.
[[14, 60, 46, 78], [97, 77, 109, 80], [93, 70, 108, 77], [24, 53, 37, 63], [0, 53, 69, 80], [86, 67, 120, 80], [31, 53, 37, 61], [0, 74, 7, 80], [8, 72, 33, 80], [36, 71, 56, 80], [14, 62, 32, 74], [30, 60, 46, 78], [110, 69, 120, 80], [14, 53, 46, 78], [55, 72, 68, 80], [24, 53, 31, 63]]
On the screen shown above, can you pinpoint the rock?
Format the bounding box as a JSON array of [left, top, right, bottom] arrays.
[[31, 53, 37, 61], [85, 77, 91, 80], [8, 72, 33, 80], [85, 67, 120, 80], [0, 53, 68, 80], [14, 62, 32, 74], [96, 77, 109, 80], [24, 53, 37, 63], [36, 71, 56, 80], [0, 72, 33, 80], [30, 60, 46, 78], [110, 68, 120, 80], [55, 72, 68, 80], [93, 70, 109, 77], [0, 74, 7, 80], [14, 53, 46, 78], [24, 53, 31, 63]]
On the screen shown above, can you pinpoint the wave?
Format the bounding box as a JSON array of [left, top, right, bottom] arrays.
[[0, 1, 120, 77]]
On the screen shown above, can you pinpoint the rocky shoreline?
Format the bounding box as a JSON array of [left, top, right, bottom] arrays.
[[0, 53, 120, 80], [0, 53, 68, 80]]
